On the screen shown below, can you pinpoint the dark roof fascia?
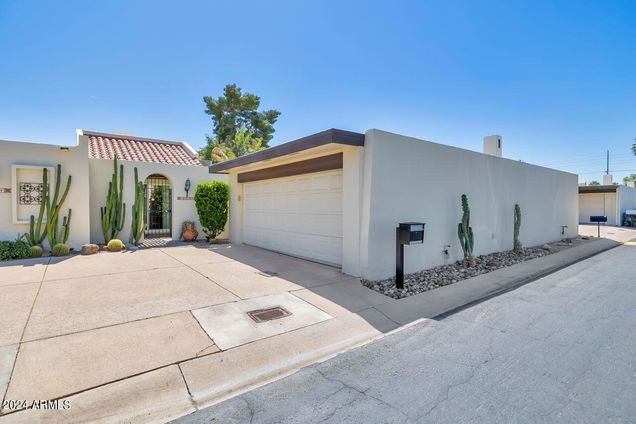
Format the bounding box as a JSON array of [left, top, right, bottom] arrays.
[[208, 128, 364, 173], [578, 185, 618, 194]]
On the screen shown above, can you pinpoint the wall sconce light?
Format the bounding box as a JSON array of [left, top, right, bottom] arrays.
[[59, 146, 70, 151], [185, 178, 191, 197]]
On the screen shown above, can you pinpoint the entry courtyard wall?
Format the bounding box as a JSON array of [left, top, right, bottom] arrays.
[[89, 158, 228, 244], [358, 129, 579, 281], [0, 138, 91, 249]]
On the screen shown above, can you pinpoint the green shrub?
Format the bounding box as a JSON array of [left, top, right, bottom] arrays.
[[30, 245, 43, 258], [107, 239, 124, 252], [51, 243, 70, 257], [195, 181, 229, 242], [0, 239, 31, 261]]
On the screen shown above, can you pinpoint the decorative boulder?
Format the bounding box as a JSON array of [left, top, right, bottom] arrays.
[[80, 244, 99, 255]]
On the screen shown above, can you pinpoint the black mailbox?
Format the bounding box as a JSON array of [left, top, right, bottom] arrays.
[[590, 215, 607, 237], [395, 222, 426, 290], [397, 222, 425, 245]]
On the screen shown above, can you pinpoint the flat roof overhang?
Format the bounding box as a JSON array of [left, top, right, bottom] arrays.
[[578, 185, 618, 194], [208, 128, 364, 173]]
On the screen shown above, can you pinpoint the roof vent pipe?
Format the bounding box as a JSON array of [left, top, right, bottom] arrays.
[[483, 135, 502, 157]]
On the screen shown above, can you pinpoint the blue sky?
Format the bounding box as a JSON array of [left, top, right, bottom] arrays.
[[1, 1, 635, 183]]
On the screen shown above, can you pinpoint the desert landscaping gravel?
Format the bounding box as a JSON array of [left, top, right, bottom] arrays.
[[362, 241, 582, 299]]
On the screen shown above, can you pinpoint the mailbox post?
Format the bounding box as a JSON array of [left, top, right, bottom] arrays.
[[396, 222, 425, 289], [590, 215, 607, 237]]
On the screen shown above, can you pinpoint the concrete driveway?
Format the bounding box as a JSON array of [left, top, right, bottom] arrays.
[[0, 244, 393, 422], [177, 242, 636, 424]]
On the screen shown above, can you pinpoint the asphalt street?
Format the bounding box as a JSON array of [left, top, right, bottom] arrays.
[[175, 244, 636, 423]]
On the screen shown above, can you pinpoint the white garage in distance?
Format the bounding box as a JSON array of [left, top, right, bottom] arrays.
[[578, 184, 636, 226]]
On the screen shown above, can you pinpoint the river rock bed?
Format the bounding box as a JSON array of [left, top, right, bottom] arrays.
[[362, 246, 558, 299]]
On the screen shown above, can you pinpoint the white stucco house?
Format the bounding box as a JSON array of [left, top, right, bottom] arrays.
[[0, 130, 227, 249], [578, 184, 636, 226], [209, 129, 579, 281]]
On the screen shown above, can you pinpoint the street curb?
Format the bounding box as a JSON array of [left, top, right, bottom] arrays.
[[433, 238, 621, 319], [374, 238, 621, 324]]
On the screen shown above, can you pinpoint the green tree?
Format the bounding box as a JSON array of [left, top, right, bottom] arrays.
[[624, 174, 636, 185], [588, 180, 601, 186], [199, 127, 265, 163], [200, 84, 280, 161]]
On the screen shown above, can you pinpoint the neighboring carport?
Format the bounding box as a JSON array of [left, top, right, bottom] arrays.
[[209, 129, 365, 274], [578, 185, 618, 225]]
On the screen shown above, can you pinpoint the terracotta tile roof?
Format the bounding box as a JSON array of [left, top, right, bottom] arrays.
[[84, 130, 202, 166]]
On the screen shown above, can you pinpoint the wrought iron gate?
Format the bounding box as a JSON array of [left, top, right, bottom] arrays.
[[145, 174, 172, 238]]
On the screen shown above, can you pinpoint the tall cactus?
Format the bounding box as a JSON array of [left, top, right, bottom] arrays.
[[25, 168, 49, 247], [45, 164, 72, 248], [457, 194, 475, 267], [513, 203, 523, 253], [101, 157, 126, 243], [130, 167, 147, 245]]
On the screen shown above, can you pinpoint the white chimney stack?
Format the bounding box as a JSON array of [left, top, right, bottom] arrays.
[[483, 135, 502, 157], [603, 174, 613, 185]]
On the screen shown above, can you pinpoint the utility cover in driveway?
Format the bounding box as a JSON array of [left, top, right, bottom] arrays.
[[192, 293, 332, 350], [247, 306, 291, 323]]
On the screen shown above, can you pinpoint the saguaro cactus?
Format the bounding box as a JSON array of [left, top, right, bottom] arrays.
[[25, 168, 49, 247], [46, 164, 72, 248], [513, 203, 523, 253], [457, 194, 475, 267], [130, 167, 147, 245], [101, 157, 126, 243]]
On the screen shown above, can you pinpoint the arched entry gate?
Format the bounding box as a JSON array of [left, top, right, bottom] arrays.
[[145, 174, 172, 238]]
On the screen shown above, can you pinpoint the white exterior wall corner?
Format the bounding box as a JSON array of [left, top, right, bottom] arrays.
[[340, 146, 364, 276], [227, 171, 243, 244], [358, 129, 578, 281], [617, 185, 636, 224], [0, 136, 91, 249], [88, 158, 227, 244]]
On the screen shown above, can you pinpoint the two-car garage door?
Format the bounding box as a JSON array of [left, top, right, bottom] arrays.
[[242, 170, 343, 266]]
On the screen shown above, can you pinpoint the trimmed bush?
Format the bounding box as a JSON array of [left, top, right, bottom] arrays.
[[51, 243, 70, 257], [30, 245, 43, 258], [195, 181, 229, 242], [0, 240, 31, 261], [107, 239, 124, 252]]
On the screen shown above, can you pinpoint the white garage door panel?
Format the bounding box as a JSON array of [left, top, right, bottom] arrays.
[[243, 170, 343, 265]]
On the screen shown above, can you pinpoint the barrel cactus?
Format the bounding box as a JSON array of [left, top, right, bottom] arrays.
[[107, 239, 124, 252], [457, 194, 475, 267], [51, 243, 70, 257], [30, 245, 43, 258]]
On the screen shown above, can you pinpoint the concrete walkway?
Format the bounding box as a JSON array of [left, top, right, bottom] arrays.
[[0, 244, 394, 423], [0, 236, 623, 423], [578, 223, 636, 243], [176, 243, 636, 424]]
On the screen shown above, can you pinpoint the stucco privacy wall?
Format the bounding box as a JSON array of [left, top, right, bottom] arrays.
[[359, 129, 579, 280], [0, 138, 90, 249], [88, 154, 228, 244]]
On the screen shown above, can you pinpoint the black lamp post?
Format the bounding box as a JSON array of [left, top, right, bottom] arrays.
[[185, 178, 191, 197]]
